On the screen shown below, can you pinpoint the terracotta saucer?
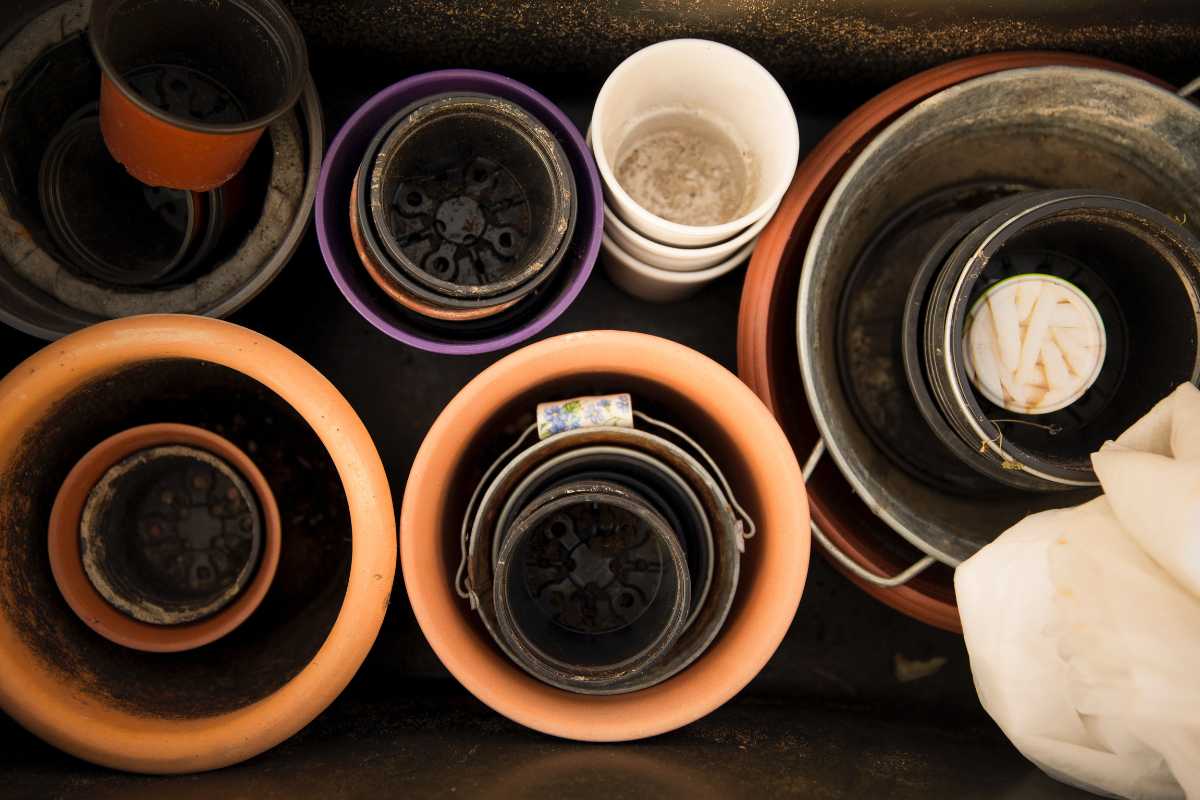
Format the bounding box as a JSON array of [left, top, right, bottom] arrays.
[[48, 422, 281, 652]]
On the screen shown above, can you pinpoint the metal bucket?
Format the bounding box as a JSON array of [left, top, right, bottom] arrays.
[[798, 65, 1200, 565]]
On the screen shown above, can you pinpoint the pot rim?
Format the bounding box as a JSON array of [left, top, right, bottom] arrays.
[[47, 422, 282, 652], [88, 0, 309, 136], [601, 232, 755, 285], [0, 315, 395, 774], [401, 330, 808, 741], [602, 201, 776, 270], [937, 190, 1200, 485]]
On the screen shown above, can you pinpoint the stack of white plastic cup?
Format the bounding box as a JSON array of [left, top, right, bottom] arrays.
[[590, 39, 799, 302]]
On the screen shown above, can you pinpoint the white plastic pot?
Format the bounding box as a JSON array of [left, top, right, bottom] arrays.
[[602, 232, 756, 303], [590, 39, 799, 247]]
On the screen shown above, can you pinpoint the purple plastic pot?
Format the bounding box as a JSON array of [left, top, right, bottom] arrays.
[[317, 70, 601, 355]]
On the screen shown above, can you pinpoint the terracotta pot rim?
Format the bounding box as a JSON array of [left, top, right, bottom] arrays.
[[47, 423, 282, 653], [0, 315, 396, 774], [737, 51, 1164, 633], [401, 330, 809, 741]]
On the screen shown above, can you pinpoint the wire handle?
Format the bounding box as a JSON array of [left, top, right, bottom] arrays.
[[1180, 76, 1200, 99], [633, 410, 757, 547], [454, 407, 759, 600], [802, 439, 936, 588]]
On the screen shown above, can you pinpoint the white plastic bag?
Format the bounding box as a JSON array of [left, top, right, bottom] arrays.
[[956, 383, 1200, 799]]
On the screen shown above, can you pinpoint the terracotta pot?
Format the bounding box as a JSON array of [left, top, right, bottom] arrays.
[[89, 0, 308, 190], [0, 315, 395, 774], [48, 423, 282, 653], [402, 330, 809, 741], [736, 52, 1166, 633]]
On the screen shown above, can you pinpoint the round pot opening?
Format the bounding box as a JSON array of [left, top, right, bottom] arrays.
[[4, 357, 351, 715], [493, 480, 692, 692], [402, 332, 809, 741], [0, 14, 323, 339], [47, 423, 283, 652], [798, 66, 1200, 565], [927, 191, 1200, 487], [89, 0, 307, 134], [317, 70, 601, 355]]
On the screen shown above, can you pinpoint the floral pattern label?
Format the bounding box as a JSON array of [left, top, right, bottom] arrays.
[[536, 394, 634, 440]]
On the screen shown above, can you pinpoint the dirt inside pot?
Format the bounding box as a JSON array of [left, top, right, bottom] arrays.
[[0, 359, 350, 719], [614, 109, 754, 227]]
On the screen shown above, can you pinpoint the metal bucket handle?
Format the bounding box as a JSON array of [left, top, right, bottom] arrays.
[[803, 439, 936, 588], [455, 410, 756, 604]]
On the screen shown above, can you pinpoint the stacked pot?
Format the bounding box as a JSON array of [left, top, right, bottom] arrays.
[[402, 331, 810, 740], [318, 71, 603, 355], [0, 0, 322, 340], [591, 40, 799, 302], [739, 52, 1200, 631], [0, 316, 395, 773]]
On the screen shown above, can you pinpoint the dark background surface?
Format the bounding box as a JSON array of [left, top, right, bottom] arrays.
[[2, 1, 1198, 797]]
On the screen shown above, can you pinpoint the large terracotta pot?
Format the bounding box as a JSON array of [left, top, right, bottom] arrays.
[[736, 52, 1166, 633], [402, 330, 809, 740], [0, 315, 395, 773]]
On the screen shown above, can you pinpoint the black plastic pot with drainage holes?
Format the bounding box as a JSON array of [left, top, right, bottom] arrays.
[[366, 93, 577, 305], [920, 189, 1200, 489]]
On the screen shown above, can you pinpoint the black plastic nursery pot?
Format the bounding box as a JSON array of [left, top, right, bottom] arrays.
[[368, 94, 576, 301], [919, 190, 1200, 489]]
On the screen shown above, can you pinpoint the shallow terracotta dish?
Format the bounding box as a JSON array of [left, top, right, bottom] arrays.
[[736, 52, 1164, 633], [0, 315, 395, 774], [48, 422, 282, 653], [402, 330, 809, 741]]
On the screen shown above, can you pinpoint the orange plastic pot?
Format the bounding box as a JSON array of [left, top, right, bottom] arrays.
[[90, 0, 308, 191], [97, 74, 266, 191], [0, 315, 395, 774], [48, 423, 282, 653], [736, 52, 1166, 633], [402, 330, 809, 740]]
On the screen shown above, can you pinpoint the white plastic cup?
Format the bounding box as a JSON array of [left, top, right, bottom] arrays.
[[601, 231, 756, 303], [590, 39, 799, 247], [604, 201, 777, 272]]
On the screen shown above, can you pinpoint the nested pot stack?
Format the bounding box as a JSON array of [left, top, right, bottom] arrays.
[[0, 0, 321, 339], [738, 51, 1200, 631]]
